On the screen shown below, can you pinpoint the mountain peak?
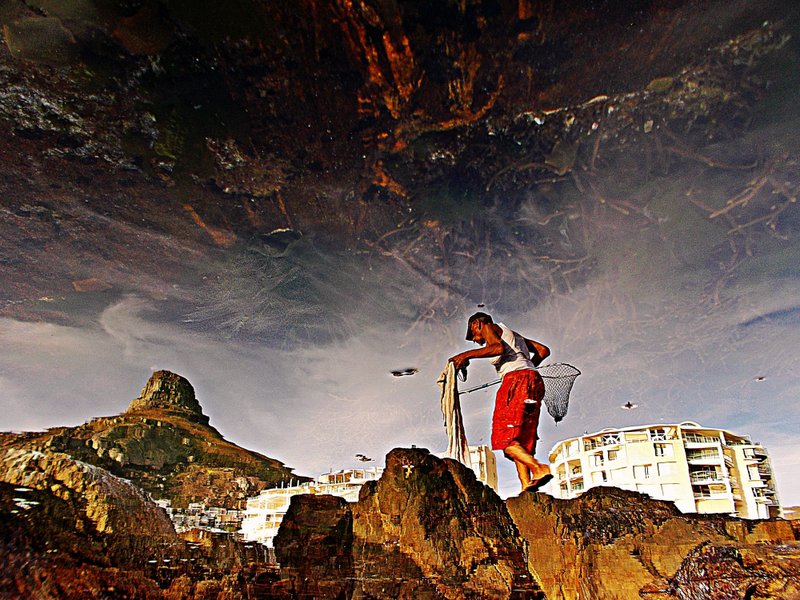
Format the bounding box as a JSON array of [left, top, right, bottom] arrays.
[[126, 370, 208, 424]]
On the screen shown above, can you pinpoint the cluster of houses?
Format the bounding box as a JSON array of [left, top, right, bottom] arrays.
[[154, 499, 246, 534]]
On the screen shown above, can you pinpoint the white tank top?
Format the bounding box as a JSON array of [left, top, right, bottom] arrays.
[[489, 323, 536, 378]]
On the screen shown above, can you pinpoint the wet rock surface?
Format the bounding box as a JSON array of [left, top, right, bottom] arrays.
[[274, 494, 355, 599], [641, 542, 800, 599], [507, 486, 800, 600], [351, 448, 542, 598]]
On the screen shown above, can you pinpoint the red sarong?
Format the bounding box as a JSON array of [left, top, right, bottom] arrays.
[[490, 369, 544, 453]]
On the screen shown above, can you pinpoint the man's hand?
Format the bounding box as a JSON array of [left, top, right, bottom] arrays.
[[449, 354, 470, 371]]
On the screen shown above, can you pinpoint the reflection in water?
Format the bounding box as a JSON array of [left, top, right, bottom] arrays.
[[1, 4, 799, 505]]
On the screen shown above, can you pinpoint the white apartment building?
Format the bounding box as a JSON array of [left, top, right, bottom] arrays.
[[548, 422, 781, 519], [239, 467, 384, 547], [468, 444, 499, 492]]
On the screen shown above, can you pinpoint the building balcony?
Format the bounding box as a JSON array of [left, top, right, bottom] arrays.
[[725, 439, 753, 446], [683, 434, 721, 446], [693, 491, 729, 499], [690, 471, 724, 484], [686, 452, 723, 465]]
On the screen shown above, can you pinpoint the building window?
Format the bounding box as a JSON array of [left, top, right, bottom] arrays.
[[637, 483, 660, 497], [633, 465, 651, 479], [694, 485, 711, 498], [748, 465, 761, 481], [661, 483, 679, 497], [654, 443, 674, 457], [608, 449, 619, 461], [592, 452, 604, 467], [592, 471, 608, 484], [650, 428, 668, 441], [610, 468, 626, 482], [743, 448, 756, 458], [657, 462, 676, 476]]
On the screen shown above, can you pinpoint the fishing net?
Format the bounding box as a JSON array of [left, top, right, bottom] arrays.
[[538, 363, 581, 423]]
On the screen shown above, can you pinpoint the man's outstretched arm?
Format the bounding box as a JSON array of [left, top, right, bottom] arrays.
[[525, 338, 550, 366]]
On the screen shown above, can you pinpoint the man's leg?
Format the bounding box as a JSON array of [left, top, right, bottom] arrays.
[[513, 459, 533, 488], [504, 441, 550, 481]]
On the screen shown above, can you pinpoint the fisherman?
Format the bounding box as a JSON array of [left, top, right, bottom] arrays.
[[449, 312, 553, 493]]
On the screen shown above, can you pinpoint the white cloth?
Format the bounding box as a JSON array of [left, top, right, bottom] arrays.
[[437, 362, 472, 468], [489, 323, 536, 379]]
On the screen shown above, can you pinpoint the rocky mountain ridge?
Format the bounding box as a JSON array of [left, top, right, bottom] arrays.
[[0, 370, 306, 508]]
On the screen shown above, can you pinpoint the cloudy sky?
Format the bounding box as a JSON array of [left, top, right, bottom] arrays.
[[2, 189, 799, 505]]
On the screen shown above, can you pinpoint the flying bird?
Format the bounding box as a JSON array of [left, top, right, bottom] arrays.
[[621, 401, 638, 410], [355, 454, 373, 462], [391, 368, 418, 377], [754, 376, 766, 382]]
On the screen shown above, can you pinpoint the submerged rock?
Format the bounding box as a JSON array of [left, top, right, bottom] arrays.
[[3, 17, 79, 65], [0, 447, 179, 563]]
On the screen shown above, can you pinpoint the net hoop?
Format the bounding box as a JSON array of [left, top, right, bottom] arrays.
[[537, 362, 580, 423]]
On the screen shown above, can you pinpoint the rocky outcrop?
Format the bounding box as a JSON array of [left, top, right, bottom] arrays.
[[0, 370, 307, 508], [0, 477, 273, 599], [641, 542, 800, 599], [0, 448, 180, 565], [274, 494, 355, 599], [507, 486, 800, 600], [127, 371, 208, 424], [2, 431, 799, 599], [274, 448, 543, 599]]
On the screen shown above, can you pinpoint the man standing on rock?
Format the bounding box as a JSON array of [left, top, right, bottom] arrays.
[[449, 312, 553, 493]]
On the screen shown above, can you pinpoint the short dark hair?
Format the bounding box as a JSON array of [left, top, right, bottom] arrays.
[[466, 312, 493, 341]]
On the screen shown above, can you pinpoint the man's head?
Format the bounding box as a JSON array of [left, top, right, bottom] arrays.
[[466, 312, 493, 343]]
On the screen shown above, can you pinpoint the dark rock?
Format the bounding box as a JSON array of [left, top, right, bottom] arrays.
[[645, 542, 800, 599], [274, 494, 355, 599], [3, 17, 79, 65]]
